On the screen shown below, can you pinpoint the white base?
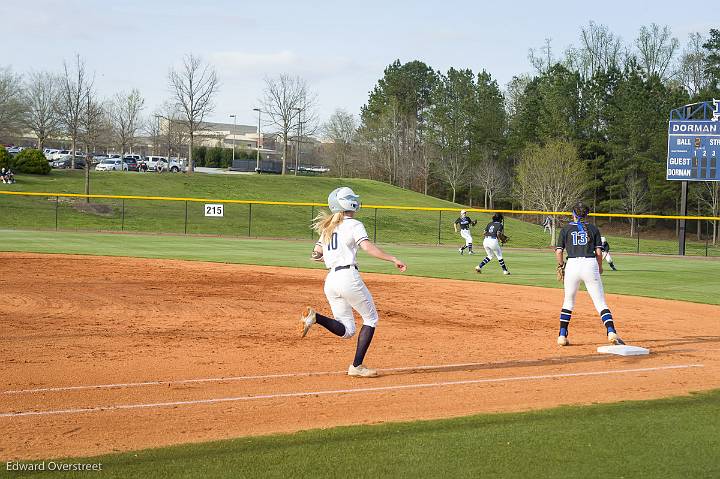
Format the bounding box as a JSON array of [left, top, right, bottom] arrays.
[[597, 345, 650, 356]]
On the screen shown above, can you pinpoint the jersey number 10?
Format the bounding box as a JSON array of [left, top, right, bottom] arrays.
[[327, 232, 339, 250]]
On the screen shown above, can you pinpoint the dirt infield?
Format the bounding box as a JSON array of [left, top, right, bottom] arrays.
[[1, 253, 719, 460]]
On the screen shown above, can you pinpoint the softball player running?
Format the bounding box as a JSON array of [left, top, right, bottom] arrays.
[[454, 210, 477, 254], [555, 203, 624, 346], [475, 213, 510, 274], [600, 236, 618, 271], [300, 187, 407, 378]]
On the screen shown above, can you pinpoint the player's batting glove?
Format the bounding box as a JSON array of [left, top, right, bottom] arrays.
[[556, 263, 565, 282]]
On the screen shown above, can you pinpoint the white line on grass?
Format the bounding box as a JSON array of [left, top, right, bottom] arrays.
[[0, 364, 702, 418], [0, 359, 574, 395]]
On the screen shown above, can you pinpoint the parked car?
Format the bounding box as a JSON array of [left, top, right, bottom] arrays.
[[95, 158, 127, 171], [53, 158, 86, 169], [122, 157, 139, 171], [49, 150, 70, 161], [158, 157, 185, 173], [6, 146, 24, 155]]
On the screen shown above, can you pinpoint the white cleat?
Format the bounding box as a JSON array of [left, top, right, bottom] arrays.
[[503, 270, 510, 275], [475, 266, 482, 274], [458, 248, 464, 255], [348, 364, 378, 377], [299, 306, 316, 338], [557, 335, 569, 346], [608, 332, 625, 345]]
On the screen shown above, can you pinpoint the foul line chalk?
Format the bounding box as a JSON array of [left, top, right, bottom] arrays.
[[2, 360, 570, 395], [0, 364, 702, 418]]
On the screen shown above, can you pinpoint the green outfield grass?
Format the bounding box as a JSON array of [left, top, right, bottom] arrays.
[[7, 390, 720, 478], [1, 229, 719, 304], [1, 171, 717, 255]]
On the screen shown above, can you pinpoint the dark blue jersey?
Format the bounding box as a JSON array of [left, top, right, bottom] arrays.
[[484, 221, 504, 238], [556, 222, 602, 258], [455, 216, 475, 230]]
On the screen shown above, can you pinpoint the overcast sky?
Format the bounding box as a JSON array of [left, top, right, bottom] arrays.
[[1, 0, 712, 129]]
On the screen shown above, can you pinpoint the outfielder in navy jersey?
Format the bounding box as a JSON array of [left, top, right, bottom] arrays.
[[475, 213, 510, 274], [555, 202, 623, 346], [454, 209, 477, 255], [600, 236, 618, 271]]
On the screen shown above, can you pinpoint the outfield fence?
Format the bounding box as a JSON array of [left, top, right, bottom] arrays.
[[0, 191, 718, 257]]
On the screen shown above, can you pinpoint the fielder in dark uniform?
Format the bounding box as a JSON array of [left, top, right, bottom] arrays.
[[555, 203, 623, 346], [454, 209, 477, 255], [600, 236, 617, 271], [475, 213, 510, 274]]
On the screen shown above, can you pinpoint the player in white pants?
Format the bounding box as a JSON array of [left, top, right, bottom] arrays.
[[299, 187, 407, 378], [555, 203, 623, 346], [475, 213, 510, 274], [454, 210, 477, 254]]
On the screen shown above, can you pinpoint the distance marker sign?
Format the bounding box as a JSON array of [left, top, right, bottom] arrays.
[[666, 120, 720, 181]]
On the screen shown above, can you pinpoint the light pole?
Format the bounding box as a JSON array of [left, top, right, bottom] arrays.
[[252, 108, 262, 173], [229, 114, 237, 165]]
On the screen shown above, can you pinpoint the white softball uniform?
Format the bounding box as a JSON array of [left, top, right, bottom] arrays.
[[562, 257, 609, 313], [460, 229, 473, 246], [317, 217, 378, 338], [482, 237, 503, 259]]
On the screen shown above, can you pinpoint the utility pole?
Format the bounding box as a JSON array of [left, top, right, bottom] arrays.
[[229, 114, 236, 164], [253, 108, 262, 172]]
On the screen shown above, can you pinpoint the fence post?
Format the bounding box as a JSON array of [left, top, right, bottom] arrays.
[[121, 199, 125, 231], [184, 201, 188, 235], [373, 208, 377, 243], [310, 205, 314, 239], [248, 203, 252, 237], [636, 224, 640, 254], [55, 196, 59, 230], [437, 210, 442, 245]]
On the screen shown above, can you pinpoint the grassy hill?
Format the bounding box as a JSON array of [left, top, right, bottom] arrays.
[[0, 170, 553, 246], [0, 170, 717, 255]]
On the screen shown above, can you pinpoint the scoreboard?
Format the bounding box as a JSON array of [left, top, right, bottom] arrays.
[[666, 120, 720, 181]]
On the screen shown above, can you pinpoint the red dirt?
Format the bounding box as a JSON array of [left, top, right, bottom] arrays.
[[1, 253, 719, 460]]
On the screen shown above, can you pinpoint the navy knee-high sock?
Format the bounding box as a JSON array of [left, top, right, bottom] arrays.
[[316, 313, 346, 337], [600, 309, 616, 334], [498, 258, 508, 271], [353, 325, 375, 367], [477, 256, 491, 269], [559, 309, 571, 336]]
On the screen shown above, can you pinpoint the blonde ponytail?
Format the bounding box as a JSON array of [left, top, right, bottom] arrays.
[[312, 210, 345, 243]]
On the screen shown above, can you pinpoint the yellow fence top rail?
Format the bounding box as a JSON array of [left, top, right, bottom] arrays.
[[1, 190, 719, 221]]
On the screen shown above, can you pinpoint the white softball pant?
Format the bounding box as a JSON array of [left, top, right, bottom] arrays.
[[324, 268, 378, 339], [460, 229, 473, 246], [483, 237, 503, 259], [602, 251, 614, 264], [562, 257, 609, 313]]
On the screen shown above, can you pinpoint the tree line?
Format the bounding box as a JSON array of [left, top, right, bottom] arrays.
[[321, 24, 720, 242]]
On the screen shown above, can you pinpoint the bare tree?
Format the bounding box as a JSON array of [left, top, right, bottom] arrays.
[[567, 22, 623, 79], [474, 154, 510, 209], [80, 88, 106, 200], [22, 71, 62, 149], [110, 89, 145, 157], [323, 109, 357, 177], [529, 38, 555, 74], [515, 140, 588, 244], [262, 74, 316, 175], [0, 66, 26, 136], [635, 24, 679, 80], [58, 55, 92, 168], [675, 32, 708, 97], [436, 151, 469, 204], [622, 171, 647, 237], [168, 54, 219, 174]]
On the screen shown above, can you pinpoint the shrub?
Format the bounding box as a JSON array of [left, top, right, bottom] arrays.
[[192, 146, 207, 167], [0, 148, 13, 170], [206, 147, 223, 167], [13, 149, 51, 174]]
